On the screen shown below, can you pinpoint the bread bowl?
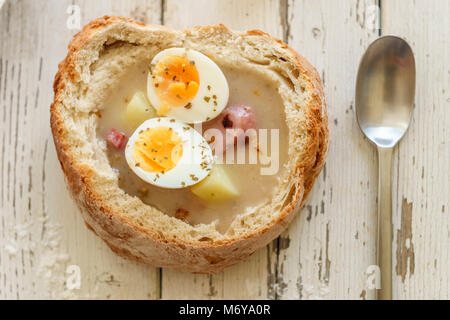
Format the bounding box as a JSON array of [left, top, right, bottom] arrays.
[[50, 16, 328, 273]]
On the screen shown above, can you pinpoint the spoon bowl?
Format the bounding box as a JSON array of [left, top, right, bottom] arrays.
[[356, 36, 415, 147], [355, 36, 415, 300]]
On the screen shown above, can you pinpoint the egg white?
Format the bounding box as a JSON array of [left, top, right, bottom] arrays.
[[125, 117, 214, 189], [147, 48, 229, 123]]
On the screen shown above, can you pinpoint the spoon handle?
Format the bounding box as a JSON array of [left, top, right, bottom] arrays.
[[376, 146, 393, 300]]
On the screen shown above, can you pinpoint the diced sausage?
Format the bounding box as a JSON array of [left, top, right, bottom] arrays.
[[106, 129, 128, 150], [221, 105, 257, 132], [175, 208, 190, 221], [203, 105, 257, 154]]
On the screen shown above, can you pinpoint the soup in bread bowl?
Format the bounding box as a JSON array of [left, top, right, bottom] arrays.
[[50, 16, 328, 273]]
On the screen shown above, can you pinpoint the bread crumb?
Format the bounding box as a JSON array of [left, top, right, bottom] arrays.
[[4, 242, 18, 256]]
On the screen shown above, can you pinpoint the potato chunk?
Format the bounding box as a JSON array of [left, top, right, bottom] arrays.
[[126, 91, 156, 128], [190, 165, 239, 201]]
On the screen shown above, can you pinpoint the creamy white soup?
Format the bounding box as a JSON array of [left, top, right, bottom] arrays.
[[97, 59, 288, 233]]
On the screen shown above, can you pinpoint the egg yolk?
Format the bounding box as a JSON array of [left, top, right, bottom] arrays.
[[132, 126, 183, 173], [151, 55, 200, 115]]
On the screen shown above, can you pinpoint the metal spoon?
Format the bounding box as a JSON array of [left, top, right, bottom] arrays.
[[355, 36, 415, 300]]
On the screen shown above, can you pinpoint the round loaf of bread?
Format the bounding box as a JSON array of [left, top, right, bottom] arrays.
[[50, 16, 328, 273]]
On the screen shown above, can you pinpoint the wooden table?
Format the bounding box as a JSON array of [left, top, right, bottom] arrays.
[[0, 0, 448, 300]]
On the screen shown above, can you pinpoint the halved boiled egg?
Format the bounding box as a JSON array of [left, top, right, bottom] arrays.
[[147, 48, 229, 123], [125, 117, 214, 189]]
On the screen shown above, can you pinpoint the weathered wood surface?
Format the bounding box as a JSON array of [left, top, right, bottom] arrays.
[[0, 0, 162, 300], [0, 0, 448, 299], [382, 0, 450, 300]]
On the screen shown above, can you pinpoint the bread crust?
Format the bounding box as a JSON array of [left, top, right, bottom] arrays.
[[50, 16, 328, 273]]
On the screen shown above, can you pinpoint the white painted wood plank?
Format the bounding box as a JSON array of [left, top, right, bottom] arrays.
[[164, 0, 284, 35], [274, 0, 381, 300], [0, 0, 162, 299], [161, 0, 284, 300], [382, 0, 450, 300]]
